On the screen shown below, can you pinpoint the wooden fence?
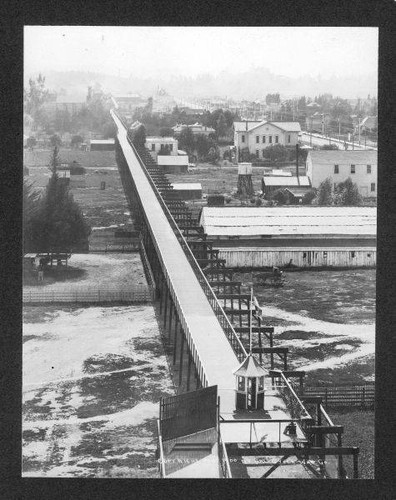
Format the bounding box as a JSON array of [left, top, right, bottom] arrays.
[[303, 385, 375, 409], [23, 286, 152, 304]]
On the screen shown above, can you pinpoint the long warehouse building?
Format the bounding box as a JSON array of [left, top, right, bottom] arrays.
[[198, 206, 376, 268]]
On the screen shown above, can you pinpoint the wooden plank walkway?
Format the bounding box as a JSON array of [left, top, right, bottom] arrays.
[[113, 111, 241, 406]]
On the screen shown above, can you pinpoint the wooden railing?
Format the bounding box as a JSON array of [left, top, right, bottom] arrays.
[[303, 385, 375, 408], [157, 419, 166, 478], [218, 428, 232, 478]]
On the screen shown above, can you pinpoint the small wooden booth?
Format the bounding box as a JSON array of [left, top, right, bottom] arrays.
[[233, 353, 266, 411]]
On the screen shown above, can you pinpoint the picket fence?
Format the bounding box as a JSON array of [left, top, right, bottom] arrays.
[[303, 384, 375, 408], [23, 285, 152, 304]]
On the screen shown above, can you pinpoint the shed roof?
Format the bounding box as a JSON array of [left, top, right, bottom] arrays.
[[157, 155, 189, 166], [263, 176, 311, 187], [171, 183, 202, 191], [308, 150, 377, 165], [199, 206, 377, 238], [90, 139, 115, 144], [233, 354, 266, 378]]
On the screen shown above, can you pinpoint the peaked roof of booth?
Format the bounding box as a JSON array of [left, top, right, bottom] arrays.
[[233, 353, 266, 378]]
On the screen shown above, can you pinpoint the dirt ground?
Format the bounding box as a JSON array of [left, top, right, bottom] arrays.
[[23, 254, 147, 290], [22, 304, 175, 477]]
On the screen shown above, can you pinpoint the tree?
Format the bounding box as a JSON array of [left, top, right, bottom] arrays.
[[317, 178, 333, 205], [207, 146, 220, 165], [50, 134, 62, 148], [25, 74, 50, 121], [271, 189, 290, 205], [262, 145, 289, 162], [26, 136, 37, 150], [30, 147, 91, 252], [131, 125, 146, 149], [160, 127, 174, 137], [302, 189, 317, 205], [215, 113, 228, 137], [179, 127, 195, 155], [71, 135, 84, 148], [23, 179, 42, 252], [334, 178, 363, 206]]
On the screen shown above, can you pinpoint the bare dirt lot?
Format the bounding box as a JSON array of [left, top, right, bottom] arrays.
[[23, 304, 174, 477]]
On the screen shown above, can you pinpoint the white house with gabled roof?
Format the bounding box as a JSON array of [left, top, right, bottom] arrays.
[[234, 120, 301, 159]]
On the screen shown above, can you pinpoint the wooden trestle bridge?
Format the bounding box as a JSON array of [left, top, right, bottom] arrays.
[[111, 110, 359, 479]]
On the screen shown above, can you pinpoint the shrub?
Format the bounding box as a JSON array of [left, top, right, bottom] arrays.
[[271, 188, 290, 205], [255, 197, 262, 207], [207, 194, 225, 206], [302, 189, 317, 205]]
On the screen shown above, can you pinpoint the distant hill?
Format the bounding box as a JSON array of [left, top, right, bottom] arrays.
[[24, 67, 377, 101]]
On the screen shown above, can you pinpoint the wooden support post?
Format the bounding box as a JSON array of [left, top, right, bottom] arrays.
[[283, 353, 288, 371], [196, 366, 200, 389], [168, 299, 173, 333], [187, 349, 192, 392], [258, 319, 263, 364], [337, 433, 344, 479], [179, 331, 185, 387], [163, 288, 168, 328], [168, 303, 173, 341], [353, 453, 359, 479], [173, 321, 178, 365], [159, 276, 164, 314], [270, 331, 274, 370], [317, 403, 322, 447]]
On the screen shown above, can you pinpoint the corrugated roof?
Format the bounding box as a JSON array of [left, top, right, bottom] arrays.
[[157, 156, 189, 166], [263, 176, 311, 187], [308, 150, 377, 165], [199, 207, 377, 237], [171, 183, 202, 190]]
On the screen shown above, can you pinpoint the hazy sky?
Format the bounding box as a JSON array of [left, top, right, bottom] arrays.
[[25, 26, 378, 81]]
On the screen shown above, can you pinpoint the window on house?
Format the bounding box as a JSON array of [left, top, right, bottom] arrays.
[[303, 252, 307, 259], [275, 135, 279, 143], [323, 252, 328, 258], [242, 135, 245, 143], [367, 164, 371, 174], [351, 164, 356, 174], [256, 150, 259, 158], [269, 136, 272, 144], [367, 253, 371, 258], [288, 135, 291, 143], [334, 183, 337, 191], [351, 251, 356, 258], [371, 183, 375, 192], [238, 377, 245, 391], [151, 144, 155, 151], [256, 135, 259, 143], [262, 150, 266, 158], [262, 136, 266, 144], [334, 164, 339, 174]]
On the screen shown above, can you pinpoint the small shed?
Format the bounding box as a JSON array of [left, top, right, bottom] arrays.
[[171, 183, 202, 200], [157, 155, 189, 174], [90, 139, 115, 151], [262, 175, 311, 197]]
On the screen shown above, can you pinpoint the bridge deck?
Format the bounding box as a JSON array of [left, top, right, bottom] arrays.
[[113, 112, 239, 408]]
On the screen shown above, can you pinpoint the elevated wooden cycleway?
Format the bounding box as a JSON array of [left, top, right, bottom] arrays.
[[112, 110, 244, 406]]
